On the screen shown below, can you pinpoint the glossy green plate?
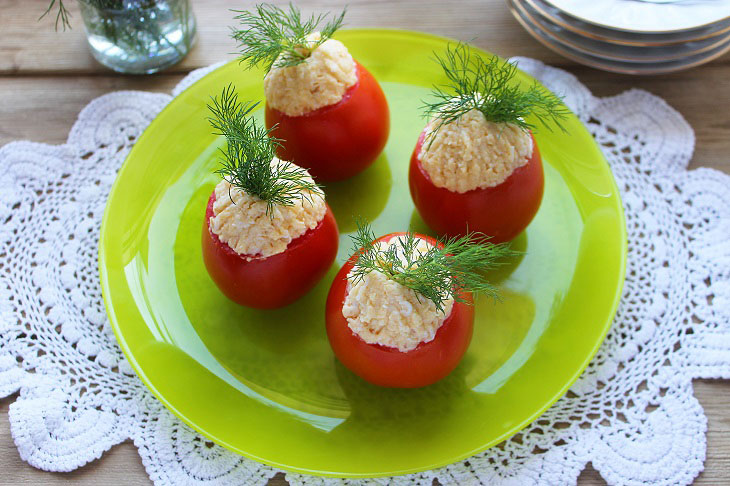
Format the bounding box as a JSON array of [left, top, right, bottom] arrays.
[[99, 29, 626, 477]]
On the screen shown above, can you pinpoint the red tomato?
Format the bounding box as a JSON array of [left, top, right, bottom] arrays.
[[325, 232, 474, 388], [265, 60, 390, 182], [409, 130, 544, 243], [201, 191, 339, 309]]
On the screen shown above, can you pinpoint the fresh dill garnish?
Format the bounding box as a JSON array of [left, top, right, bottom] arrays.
[[349, 220, 514, 313], [40, 0, 72, 31], [423, 43, 570, 139], [231, 3, 346, 73], [207, 84, 322, 215]]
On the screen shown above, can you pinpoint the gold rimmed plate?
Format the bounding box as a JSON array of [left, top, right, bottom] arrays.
[[525, 0, 730, 46], [543, 0, 730, 34], [510, 0, 730, 74]]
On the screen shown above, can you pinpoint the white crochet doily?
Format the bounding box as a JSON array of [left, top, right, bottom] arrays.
[[1, 59, 729, 486]]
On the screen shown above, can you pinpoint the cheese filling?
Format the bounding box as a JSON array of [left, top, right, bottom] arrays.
[[209, 165, 326, 259], [263, 32, 358, 117], [419, 108, 533, 193], [342, 237, 455, 352]]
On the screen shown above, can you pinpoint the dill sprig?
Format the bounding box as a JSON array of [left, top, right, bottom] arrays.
[[231, 3, 346, 72], [207, 84, 322, 215], [349, 220, 514, 313], [423, 43, 570, 138], [40, 0, 72, 31]]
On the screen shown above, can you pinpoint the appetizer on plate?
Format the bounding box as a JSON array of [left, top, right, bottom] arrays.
[[409, 44, 569, 243], [233, 4, 390, 182], [325, 221, 511, 388], [202, 85, 339, 309]]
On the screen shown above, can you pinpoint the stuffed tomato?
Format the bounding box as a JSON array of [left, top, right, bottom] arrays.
[[265, 60, 389, 182], [202, 190, 338, 309], [234, 4, 389, 182], [202, 86, 338, 309], [326, 224, 511, 388], [410, 44, 568, 243], [410, 127, 544, 244]]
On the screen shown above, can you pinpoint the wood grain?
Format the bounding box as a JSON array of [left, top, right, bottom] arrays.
[[0, 0, 572, 75], [0, 0, 728, 485]]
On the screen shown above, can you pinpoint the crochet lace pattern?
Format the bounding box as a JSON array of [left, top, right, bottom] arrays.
[[1, 59, 728, 485]]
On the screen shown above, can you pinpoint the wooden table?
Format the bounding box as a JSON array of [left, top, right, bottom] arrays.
[[1, 1, 728, 484]]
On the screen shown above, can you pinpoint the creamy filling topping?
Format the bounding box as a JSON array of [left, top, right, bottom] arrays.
[[419, 108, 533, 193], [209, 165, 326, 259], [264, 32, 358, 117], [342, 237, 454, 352]]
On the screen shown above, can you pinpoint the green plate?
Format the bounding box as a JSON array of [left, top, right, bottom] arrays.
[[99, 29, 626, 477]]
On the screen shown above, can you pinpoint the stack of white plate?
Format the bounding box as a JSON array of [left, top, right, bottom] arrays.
[[508, 0, 730, 74]]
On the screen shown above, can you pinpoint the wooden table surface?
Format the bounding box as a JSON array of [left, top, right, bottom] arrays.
[[1, 0, 728, 484]]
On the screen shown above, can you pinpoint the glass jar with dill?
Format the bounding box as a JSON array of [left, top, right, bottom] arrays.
[[46, 0, 196, 74]]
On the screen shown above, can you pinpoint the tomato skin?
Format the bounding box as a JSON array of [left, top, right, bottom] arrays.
[[408, 130, 544, 243], [201, 191, 339, 309], [265, 61, 390, 182], [325, 232, 474, 388]]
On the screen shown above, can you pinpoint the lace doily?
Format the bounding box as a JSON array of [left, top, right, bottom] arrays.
[[1, 59, 729, 486]]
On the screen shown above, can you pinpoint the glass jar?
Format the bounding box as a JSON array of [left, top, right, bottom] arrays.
[[77, 0, 196, 74]]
